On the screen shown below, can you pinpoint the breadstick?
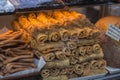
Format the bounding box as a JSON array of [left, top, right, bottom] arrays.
[[5, 49, 17, 57], [0, 42, 18, 48], [0, 32, 22, 45], [18, 59, 34, 63], [0, 54, 6, 59], [0, 30, 13, 38], [12, 44, 28, 50], [4, 55, 33, 64], [9, 68, 30, 74]]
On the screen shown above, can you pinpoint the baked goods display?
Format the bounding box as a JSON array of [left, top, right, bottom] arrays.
[[11, 10, 107, 79], [0, 30, 36, 76]]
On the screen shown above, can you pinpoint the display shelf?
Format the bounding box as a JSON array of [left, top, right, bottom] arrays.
[[14, 2, 120, 14], [94, 67, 120, 80], [106, 66, 120, 74], [2, 68, 120, 80], [69, 74, 106, 80], [0, 12, 15, 16], [0, 3, 110, 15], [95, 72, 120, 80], [69, 67, 120, 80], [70, 73, 120, 80], [0, 1, 119, 16]]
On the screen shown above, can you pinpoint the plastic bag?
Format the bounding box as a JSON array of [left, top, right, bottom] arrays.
[[0, 0, 15, 13], [0, 0, 7, 6], [9, 0, 53, 9]]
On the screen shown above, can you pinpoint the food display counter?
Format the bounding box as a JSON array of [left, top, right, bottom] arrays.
[[0, 0, 120, 80]]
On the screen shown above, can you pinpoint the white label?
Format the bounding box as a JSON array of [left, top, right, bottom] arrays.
[[37, 56, 46, 71], [106, 24, 120, 42]]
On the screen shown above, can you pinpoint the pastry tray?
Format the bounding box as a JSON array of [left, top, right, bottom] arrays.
[[0, 57, 46, 80], [69, 66, 120, 80], [69, 74, 106, 80], [95, 67, 120, 80]]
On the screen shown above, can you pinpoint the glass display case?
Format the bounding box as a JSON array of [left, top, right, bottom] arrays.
[[0, 0, 120, 80]]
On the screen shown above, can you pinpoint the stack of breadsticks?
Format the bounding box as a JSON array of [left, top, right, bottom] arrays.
[[0, 30, 36, 76], [12, 10, 107, 80]]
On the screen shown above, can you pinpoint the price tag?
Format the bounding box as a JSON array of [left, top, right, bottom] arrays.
[[106, 24, 120, 42]]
